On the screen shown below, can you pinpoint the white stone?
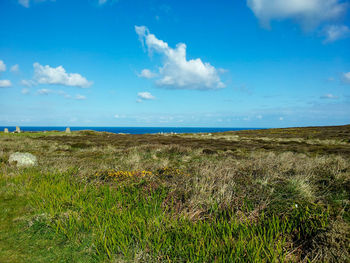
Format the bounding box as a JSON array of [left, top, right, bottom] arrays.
[[4, 128, 8, 133], [9, 152, 37, 167], [65, 127, 71, 133], [15, 126, 21, 133]]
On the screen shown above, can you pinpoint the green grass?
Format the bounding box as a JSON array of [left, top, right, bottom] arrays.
[[0, 172, 97, 263], [0, 126, 349, 262], [0, 168, 336, 262]]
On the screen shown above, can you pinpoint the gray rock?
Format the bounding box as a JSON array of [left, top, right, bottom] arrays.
[[15, 126, 21, 133], [9, 152, 37, 167], [65, 127, 71, 133], [4, 128, 8, 133]]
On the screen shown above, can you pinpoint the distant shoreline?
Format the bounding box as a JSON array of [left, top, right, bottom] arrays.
[[0, 126, 264, 135]]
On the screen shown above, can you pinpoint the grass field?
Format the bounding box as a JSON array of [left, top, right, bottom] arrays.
[[0, 125, 349, 262]]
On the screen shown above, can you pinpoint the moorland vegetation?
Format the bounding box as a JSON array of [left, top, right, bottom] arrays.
[[0, 125, 349, 262]]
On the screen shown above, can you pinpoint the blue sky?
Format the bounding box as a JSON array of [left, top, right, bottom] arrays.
[[0, 0, 349, 128]]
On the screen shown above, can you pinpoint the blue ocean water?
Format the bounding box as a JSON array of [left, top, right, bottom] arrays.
[[0, 126, 263, 134]]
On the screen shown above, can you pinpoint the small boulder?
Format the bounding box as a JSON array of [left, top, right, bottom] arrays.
[[15, 126, 21, 133], [65, 127, 71, 133], [4, 128, 9, 133], [9, 152, 37, 167]]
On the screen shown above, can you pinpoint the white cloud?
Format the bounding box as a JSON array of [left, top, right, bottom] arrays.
[[114, 114, 120, 118], [343, 72, 350, 84], [279, 117, 284, 121], [0, 80, 11, 88], [21, 88, 30, 94], [256, 115, 263, 119], [33, 63, 92, 88], [0, 60, 6, 72], [247, 0, 348, 30], [138, 69, 157, 79], [75, 94, 87, 100], [10, 64, 19, 73], [323, 24, 350, 43], [137, 91, 155, 100], [37, 88, 52, 95], [135, 25, 225, 90], [320, 93, 339, 99]]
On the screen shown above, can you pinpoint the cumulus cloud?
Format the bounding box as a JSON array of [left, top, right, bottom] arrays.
[[10, 64, 19, 73], [137, 91, 155, 100], [0, 60, 6, 72], [0, 80, 12, 88], [320, 93, 339, 99], [135, 25, 225, 90], [247, 0, 348, 30], [343, 72, 350, 84], [323, 24, 350, 43], [138, 69, 157, 79], [33, 63, 92, 88]]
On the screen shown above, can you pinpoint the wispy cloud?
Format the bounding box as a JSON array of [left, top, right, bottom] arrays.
[[18, 0, 29, 8], [323, 25, 350, 43], [0, 60, 10, 88], [36, 89, 87, 100], [343, 72, 350, 84], [98, 0, 118, 5], [21, 88, 30, 94], [135, 25, 225, 90], [320, 93, 339, 99], [18, 0, 55, 8], [0, 60, 6, 72], [21, 79, 36, 87], [57, 90, 71, 99], [75, 94, 87, 100], [33, 63, 92, 88], [10, 64, 19, 73], [37, 88, 52, 95]]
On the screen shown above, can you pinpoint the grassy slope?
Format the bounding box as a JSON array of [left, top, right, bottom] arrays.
[[0, 125, 349, 262]]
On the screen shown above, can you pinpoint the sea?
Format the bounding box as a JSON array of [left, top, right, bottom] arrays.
[[0, 126, 263, 134]]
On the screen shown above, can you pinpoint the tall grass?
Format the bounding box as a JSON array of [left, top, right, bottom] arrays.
[[2, 167, 334, 262], [0, 130, 349, 262]]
